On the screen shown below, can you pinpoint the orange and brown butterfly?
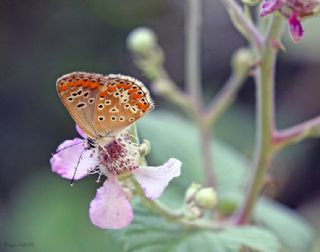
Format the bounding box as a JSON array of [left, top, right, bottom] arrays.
[[56, 72, 154, 145]]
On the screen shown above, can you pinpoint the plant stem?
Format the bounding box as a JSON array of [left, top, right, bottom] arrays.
[[232, 15, 284, 225], [200, 127, 216, 187], [220, 0, 263, 50], [273, 116, 320, 151], [186, 0, 216, 187], [185, 0, 202, 105], [204, 71, 247, 125]]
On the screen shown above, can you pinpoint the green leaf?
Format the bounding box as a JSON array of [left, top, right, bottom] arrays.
[[123, 208, 280, 252], [255, 198, 315, 252], [138, 111, 248, 199]]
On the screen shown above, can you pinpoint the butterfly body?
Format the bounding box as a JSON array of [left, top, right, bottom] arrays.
[[56, 72, 154, 145]]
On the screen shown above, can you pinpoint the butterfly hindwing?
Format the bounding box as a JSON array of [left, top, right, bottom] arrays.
[[92, 74, 154, 137]]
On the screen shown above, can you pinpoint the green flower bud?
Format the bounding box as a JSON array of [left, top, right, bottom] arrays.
[[185, 183, 202, 203], [241, 0, 261, 6], [231, 48, 254, 75], [127, 27, 157, 55], [194, 187, 218, 209]]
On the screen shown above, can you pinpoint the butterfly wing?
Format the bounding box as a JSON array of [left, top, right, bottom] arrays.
[[92, 74, 154, 137], [56, 72, 106, 139]]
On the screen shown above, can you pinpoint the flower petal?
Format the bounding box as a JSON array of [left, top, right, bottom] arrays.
[[76, 124, 86, 138], [260, 0, 283, 17], [289, 12, 304, 42], [89, 175, 133, 229], [133, 158, 182, 200], [50, 138, 98, 180]]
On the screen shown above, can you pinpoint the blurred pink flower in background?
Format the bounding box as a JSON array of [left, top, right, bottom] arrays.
[[261, 0, 320, 42]]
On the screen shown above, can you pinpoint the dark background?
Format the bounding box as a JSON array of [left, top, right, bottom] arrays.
[[0, 0, 319, 250]]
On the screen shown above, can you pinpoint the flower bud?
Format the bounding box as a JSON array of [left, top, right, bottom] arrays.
[[194, 187, 218, 209], [231, 48, 254, 76], [185, 183, 202, 203], [241, 0, 261, 6], [127, 27, 157, 55]]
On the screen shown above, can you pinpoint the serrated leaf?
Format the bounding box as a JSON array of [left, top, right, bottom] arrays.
[[123, 208, 280, 252]]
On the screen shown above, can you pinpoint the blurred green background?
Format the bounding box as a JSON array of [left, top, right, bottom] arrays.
[[0, 1, 320, 251]]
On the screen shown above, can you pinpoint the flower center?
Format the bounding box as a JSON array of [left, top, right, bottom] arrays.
[[98, 137, 139, 175]]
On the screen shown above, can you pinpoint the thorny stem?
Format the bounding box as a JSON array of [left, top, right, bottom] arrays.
[[232, 15, 284, 225]]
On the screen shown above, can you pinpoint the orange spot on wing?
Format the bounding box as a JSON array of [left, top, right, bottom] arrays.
[[137, 102, 148, 112], [58, 84, 67, 92], [107, 86, 116, 92], [90, 81, 99, 89], [117, 83, 125, 89], [75, 80, 82, 87], [67, 81, 75, 87], [82, 81, 89, 88], [128, 89, 137, 95], [132, 93, 142, 100], [123, 84, 132, 90], [99, 90, 107, 97]]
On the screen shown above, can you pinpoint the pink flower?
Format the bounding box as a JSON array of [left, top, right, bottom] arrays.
[[50, 125, 182, 229], [288, 12, 304, 42], [260, 0, 320, 42]]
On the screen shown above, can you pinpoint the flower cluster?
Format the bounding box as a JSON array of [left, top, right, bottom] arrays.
[[50, 125, 181, 229], [261, 0, 320, 42]]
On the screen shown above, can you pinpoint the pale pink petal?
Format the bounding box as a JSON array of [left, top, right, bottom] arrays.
[[133, 158, 182, 200], [289, 12, 304, 42], [260, 0, 283, 17], [89, 175, 133, 229], [50, 138, 99, 180], [76, 124, 86, 138]]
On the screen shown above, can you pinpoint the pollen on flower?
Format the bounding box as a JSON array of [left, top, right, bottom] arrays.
[[99, 136, 139, 175]]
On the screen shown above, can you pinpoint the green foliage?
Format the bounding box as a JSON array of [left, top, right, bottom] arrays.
[[4, 111, 314, 252], [255, 199, 315, 252], [137, 111, 315, 251], [122, 207, 280, 252]]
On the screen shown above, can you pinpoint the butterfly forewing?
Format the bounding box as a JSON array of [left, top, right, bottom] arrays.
[[92, 74, 154, 137], [56, 72, 106, 139]]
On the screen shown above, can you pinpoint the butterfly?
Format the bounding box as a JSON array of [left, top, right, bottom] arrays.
[[56, 72, 154, 146]]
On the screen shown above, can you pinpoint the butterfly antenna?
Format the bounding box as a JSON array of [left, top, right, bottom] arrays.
[[70, 147, 86, 186], [54, 140, 86, 154]]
